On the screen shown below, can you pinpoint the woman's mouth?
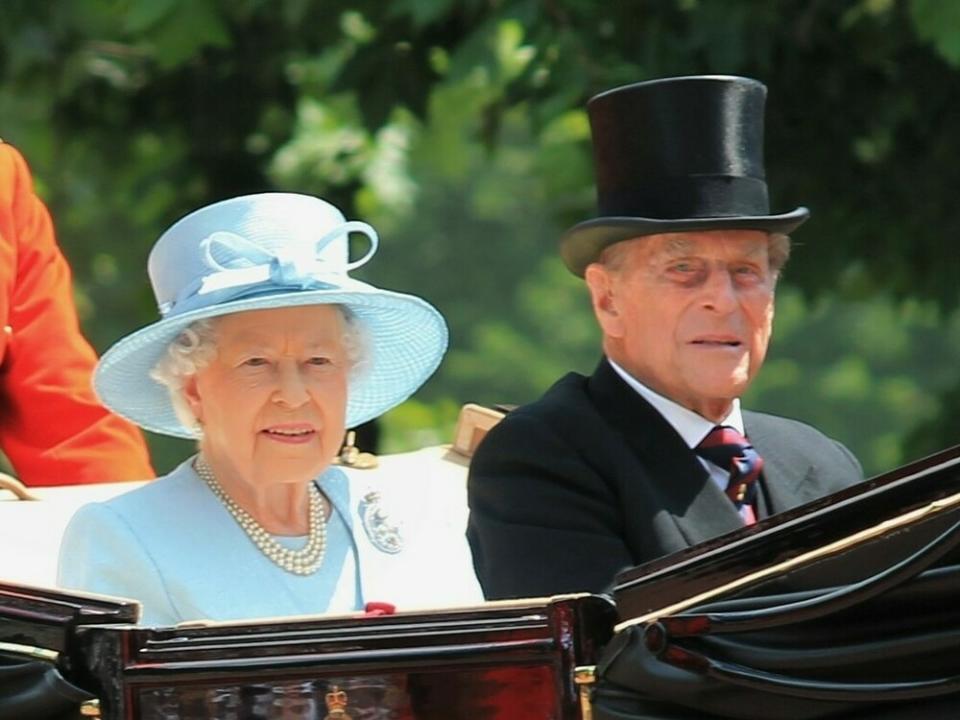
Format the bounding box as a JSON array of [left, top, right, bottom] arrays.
[[262, 425, 316, 444]]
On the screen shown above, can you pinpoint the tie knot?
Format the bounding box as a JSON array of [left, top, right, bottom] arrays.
[[696, 425, 764, 508], [697, 425, 749, 458]]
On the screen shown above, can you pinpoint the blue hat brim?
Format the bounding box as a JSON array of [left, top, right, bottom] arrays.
[[94, 281, 447, 438], [559, 207, 810, 277]]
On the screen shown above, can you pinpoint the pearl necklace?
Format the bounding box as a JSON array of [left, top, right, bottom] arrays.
[[195, 457, 327, 576]]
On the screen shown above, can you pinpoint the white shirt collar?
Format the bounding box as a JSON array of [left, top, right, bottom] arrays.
[[607, 358, 744, 449]]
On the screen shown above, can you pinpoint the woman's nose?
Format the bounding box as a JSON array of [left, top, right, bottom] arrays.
[[273, 363, 309, 406]]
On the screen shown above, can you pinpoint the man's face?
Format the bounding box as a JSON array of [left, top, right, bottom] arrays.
[[584, 230, 776, 421]]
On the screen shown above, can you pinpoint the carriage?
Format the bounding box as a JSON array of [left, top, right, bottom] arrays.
[[2, 405, 959, 719]]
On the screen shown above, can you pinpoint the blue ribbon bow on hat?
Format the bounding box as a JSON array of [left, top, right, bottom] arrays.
[[159, 221, 379, 317]]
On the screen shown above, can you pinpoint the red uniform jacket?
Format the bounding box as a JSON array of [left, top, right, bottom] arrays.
[[0, 142, 154, 485]]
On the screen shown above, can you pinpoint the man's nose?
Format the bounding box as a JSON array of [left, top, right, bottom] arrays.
[[700, 267, 738, 312]]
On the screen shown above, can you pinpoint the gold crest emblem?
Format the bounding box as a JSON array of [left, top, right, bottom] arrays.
[[324, 685, 351, 720]]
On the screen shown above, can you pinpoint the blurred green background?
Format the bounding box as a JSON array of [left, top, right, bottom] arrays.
[[2, 0, 959, 476]]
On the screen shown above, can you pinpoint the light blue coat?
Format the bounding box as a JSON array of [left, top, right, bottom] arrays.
[[57, 458, 483, 625]]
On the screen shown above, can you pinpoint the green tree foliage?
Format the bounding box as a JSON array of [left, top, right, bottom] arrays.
[[1, 0, 959, 475]]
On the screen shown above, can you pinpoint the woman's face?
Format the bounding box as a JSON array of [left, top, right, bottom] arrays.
[[183, 305, 350, 489]]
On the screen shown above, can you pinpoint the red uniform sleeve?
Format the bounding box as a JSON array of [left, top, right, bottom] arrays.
[[0, 142, 155, 485]]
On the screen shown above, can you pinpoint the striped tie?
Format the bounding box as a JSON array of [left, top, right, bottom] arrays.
[[695, 426, 763, 524]]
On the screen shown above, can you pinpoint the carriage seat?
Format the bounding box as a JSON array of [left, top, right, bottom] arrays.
[[0, 403, 506, 589]]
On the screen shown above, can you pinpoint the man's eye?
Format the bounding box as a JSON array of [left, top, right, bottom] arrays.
[[667, 261, 706, 279], [733, 265, 763, 278]]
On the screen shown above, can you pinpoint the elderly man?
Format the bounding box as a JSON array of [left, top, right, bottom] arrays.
[[467, 75, 863, 599]]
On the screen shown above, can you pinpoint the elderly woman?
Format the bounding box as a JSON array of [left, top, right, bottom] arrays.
[[57, 193, 481, 625]]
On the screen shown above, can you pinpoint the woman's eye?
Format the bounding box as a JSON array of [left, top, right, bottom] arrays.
[[307, 356, 332, 366], [243, 357, 269, 367]]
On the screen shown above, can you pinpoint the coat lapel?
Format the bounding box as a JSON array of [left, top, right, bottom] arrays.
[[744, 414, 816, 517], [316, 469, 391, 606], [321, 468, 417, 607], [587, 360, 745, 549]]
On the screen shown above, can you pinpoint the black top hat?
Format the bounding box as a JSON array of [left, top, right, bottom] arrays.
[[560, 75, 809, 276]]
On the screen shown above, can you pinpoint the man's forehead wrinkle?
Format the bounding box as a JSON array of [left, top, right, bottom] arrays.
[[662, 236, 695, 256], [743, 243, 768, 258], [651, 234, 769, 260]]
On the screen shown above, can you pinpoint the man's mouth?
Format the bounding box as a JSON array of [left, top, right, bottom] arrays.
[[691, 337, 742, 347]]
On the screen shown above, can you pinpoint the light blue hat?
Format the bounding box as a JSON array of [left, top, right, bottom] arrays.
[[94, 193, 448, 438]]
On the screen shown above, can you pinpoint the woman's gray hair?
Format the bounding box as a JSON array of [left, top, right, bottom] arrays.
[[150, 306, 368, 435]]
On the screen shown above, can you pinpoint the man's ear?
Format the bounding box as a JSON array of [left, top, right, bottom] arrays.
[[585, 263, 625, 339]]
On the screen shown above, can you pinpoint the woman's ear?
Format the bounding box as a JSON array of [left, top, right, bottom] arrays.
[[585, 263, 625, 339], [182, 375, 203, 425]]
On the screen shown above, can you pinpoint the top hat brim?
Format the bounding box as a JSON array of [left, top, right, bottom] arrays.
[[560, 206, 809, 277]]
